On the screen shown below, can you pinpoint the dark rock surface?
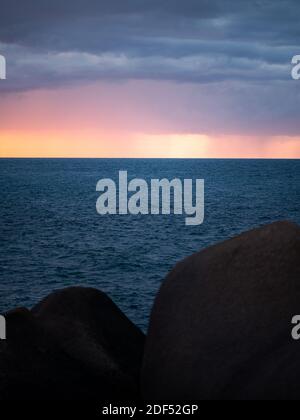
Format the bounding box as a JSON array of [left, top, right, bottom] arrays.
[[0, 287, 144, 400], [142, 221, 300, 400]]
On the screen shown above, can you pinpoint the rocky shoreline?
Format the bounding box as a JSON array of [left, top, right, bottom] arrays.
[[1, 221, 299, 400]]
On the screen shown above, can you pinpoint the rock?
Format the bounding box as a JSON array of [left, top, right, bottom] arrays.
[[0, 287, 144, 400], [142, 221, 300, 400]]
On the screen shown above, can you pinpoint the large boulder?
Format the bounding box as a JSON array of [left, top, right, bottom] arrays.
[[142, 221, 300, 400], [0, 287, 144, 400]]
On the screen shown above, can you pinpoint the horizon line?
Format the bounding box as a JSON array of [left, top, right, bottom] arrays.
[[0, 157, 299, 160]]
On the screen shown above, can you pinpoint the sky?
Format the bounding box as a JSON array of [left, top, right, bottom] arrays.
[[0, 0, 300, 158]]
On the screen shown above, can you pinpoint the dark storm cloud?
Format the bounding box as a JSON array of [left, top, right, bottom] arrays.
[[0, 1, 299, 45], [0, 0, 300, 91]]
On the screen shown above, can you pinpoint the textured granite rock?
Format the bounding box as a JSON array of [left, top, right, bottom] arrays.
[[0, 287, 145, 400], [142, 221, 300, 400]]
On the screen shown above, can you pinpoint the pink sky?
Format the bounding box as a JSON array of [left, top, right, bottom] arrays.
[[1, 81, 299, 158]]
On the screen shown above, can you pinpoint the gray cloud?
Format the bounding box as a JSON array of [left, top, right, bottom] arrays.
[[0, 0, 300, 136], [0, 0, 299, 91]]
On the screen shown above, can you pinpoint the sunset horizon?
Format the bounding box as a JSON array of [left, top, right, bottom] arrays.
[[1, 0, 300, 160], [1, 133, 300, 159], [1, 81, 299, 159]]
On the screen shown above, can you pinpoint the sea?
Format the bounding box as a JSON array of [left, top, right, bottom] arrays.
[[0, 159, 299, 331]]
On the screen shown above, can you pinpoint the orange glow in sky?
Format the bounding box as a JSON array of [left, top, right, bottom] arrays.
[[1, 130, 300, 158], [0, 82, 299, 158]]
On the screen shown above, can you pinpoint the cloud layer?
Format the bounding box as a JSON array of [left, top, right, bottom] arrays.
[[0, 0, 300, 143], [1, 0, 300, 89]]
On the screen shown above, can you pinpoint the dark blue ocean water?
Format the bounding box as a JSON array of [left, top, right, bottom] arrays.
[[0, 159, 299, 331]]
